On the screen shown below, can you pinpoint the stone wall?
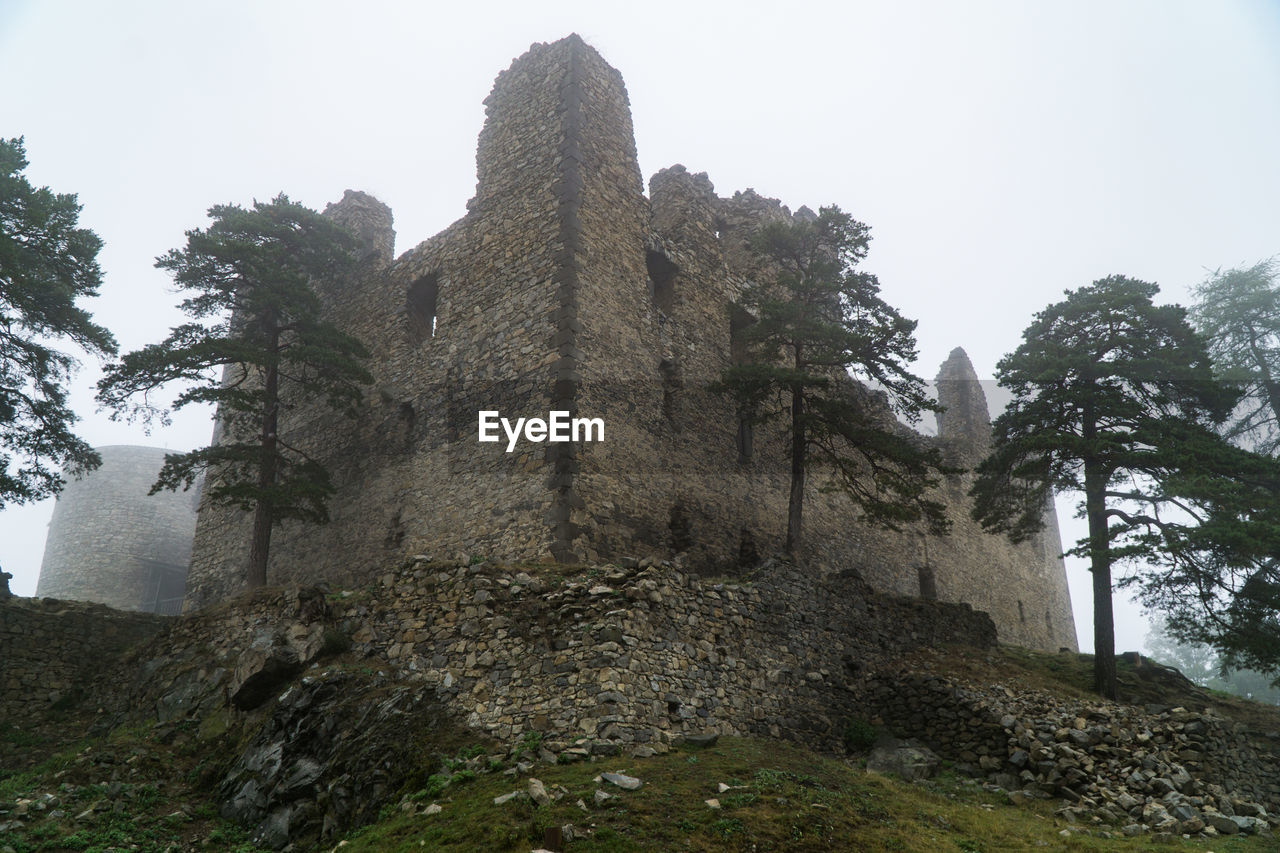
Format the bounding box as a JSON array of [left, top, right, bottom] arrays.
[[0, 596, 163, 722], [865, 668, 1280, 834], [8, 558, 1278, 843], [37, 445, 199, 613], [61, 557, 995, 846], [129, 558, 995, 755], [182, 34, 1077, 654]]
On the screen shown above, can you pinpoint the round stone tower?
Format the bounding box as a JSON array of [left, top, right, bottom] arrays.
[[36, 445, 199, 613]]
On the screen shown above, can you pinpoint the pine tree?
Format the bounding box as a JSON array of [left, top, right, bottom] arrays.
[[715, 205, 949, 555], [1126, 260, 1280, 678], [0, 136, 116, 509], [97, 194, 371, 589], [971, 275, 1279, 699], [1190, 258, 1280, 454]]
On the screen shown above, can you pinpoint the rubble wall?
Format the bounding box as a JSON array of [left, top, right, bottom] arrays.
[[0, 596, 163, 721], [128, 559, 995, 753], [33, 556, 1278, 839], [866, 669, 1280, 833]]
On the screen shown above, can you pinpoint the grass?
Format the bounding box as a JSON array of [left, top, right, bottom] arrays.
[[909, 644, 1280, 733], [334, 736, 1270, 852], [5, 623, 1280, 851], [0, 726, 271, 853]]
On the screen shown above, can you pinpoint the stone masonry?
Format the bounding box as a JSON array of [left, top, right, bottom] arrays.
[[0, 595, 163, 722], [36, 445, 200, 614], [183, 35, 1076, 653], [9, 556, 1271, 845]]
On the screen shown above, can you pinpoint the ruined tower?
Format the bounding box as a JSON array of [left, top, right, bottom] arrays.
[[36, 445, 199, 613], [924, 348, 1076, 650], [183, 36, 1076, 652]]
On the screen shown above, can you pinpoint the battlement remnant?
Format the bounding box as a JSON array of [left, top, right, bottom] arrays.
[[183, 35, 1076, 652], [935, 347, 992, 458]]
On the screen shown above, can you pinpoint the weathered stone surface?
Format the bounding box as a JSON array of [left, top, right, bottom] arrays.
[[217, 672, 449, 849], [0, 596, 163, 722], [867, 742, 941, 782], [600, 772, 642, 791], [230, 647, 302, 711], [1207, 814, 1240, 834], [35, 446, 199, 613], [180, 35, 1077, 656], [865, 662, 1280, 840], [527, 778, 551, 807]]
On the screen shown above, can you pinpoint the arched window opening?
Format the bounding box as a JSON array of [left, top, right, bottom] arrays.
[[407, 273, 439, 342]]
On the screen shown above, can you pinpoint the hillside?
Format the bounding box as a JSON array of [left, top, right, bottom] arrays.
[[4, 556, 1280, 851], [2, 637, 1279, 852]]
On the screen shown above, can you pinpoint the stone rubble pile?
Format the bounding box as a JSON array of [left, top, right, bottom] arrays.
[[15, 550, 1279, 846], [868, 671, 1280, 839]]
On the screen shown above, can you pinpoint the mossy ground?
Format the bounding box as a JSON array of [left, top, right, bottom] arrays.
[[0, 723, 268, 852], [3, 728, 1273, 852], [338, 736, 1271, 852], [5, 631, 1280, 851]]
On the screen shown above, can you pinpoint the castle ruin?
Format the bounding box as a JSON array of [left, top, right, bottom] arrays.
[[184, 35, 1076, 652], [36, 445, 198, 614]]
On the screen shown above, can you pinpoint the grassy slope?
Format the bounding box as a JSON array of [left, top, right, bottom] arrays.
[[3, 643, 1279, 851], [339, 736, 1266, 853]]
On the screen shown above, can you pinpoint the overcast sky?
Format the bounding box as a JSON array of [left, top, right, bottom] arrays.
[[2, 0, 1278, 655]]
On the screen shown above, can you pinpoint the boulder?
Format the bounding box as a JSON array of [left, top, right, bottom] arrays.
[[867, 742, 941, 782]]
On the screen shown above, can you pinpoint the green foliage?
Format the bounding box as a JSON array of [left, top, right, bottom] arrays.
[[1159, 258, 1280, 674], [319, 628, 353, 657], [714, 205, 950, 553], [971, 275, 1280, 698], [842, 716, 878, 753], [0, 722, 43, 748], [1146, 616, 1280, 700], [720, 791, 758, 808], [513, 729, 543, 760], [439, 744, 486, 773], [413, 774, 453, 800], [1190, 258, 1280, 455], [96, 194, 371, 586], [0, 136, 117, 510], [710, 816, 746, 837]]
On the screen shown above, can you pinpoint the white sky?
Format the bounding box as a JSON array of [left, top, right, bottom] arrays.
[[2, 0, 1278, 655]]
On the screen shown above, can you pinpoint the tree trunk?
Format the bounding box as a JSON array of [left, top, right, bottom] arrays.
[[247, 498, 272, 589], [247, 342, 280, 589], [786, 387, 805, 555], [1084, 457, 1117, 699]]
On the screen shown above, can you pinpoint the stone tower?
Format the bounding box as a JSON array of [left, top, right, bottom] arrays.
[[183, 36, 1076, 652], [936, 346, 992, 453], [924, 348, 1076, 650], [36, 445, 199, 613]]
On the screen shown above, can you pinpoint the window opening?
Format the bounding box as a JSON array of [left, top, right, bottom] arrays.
[[646, 250, 678, 314], [407, 273, 439, 342]]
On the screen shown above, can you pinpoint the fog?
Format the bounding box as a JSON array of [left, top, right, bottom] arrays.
[[3, 0, 1278, 655]]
